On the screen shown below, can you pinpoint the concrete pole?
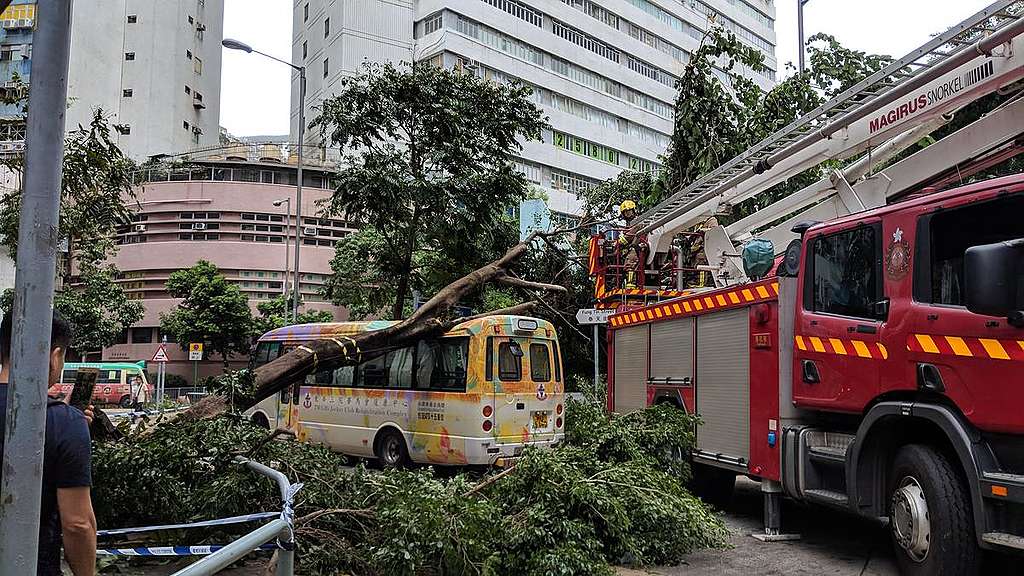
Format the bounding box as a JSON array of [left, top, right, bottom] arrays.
[[292, 68, 306, 324], [283, 199, 290, 297], [0, 1, 74, 572]]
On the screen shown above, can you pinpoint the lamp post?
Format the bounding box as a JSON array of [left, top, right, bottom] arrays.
[[223, 38, 305, 322], [273, 198, 291, 297], [798, 0, 811, 73]]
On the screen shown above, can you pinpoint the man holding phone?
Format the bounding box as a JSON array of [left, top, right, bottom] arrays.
[[0, 310, 96, 576]]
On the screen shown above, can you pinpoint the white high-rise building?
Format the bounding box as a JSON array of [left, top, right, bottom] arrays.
[[292, 0, 775, 218], [64, 0, 225, 161]]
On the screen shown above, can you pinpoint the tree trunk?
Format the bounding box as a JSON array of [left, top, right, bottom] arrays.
[[391, 208, 420, 321], [180, 231, 567, 423]]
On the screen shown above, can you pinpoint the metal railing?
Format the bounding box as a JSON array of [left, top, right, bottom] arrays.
[[96, 457, 299, 576]]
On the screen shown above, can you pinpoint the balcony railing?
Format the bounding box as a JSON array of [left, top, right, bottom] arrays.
[[134, 165, 339, 190]]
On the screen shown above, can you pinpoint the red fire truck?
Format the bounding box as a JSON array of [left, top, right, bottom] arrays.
[[600, 4, 1024, 574]]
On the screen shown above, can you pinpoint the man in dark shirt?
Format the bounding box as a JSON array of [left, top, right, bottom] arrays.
[[0, 310, 96, 576]]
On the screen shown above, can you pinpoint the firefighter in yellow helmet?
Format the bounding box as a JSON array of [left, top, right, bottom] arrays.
[[617, 200, 646, 289]]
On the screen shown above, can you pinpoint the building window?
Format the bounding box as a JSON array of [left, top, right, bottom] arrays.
[[183, 121, 190, 130], [303, 3, 309, 21], [117, 125, 130, 135], [184, 85, 191, 95], [323, 58, 328, 78], [186, 49, 192, 60], [0, 47, 14, 62], [125, 52, 135, 61], [131, 327, 153, 344], [122, 89, 133, 98], [302, 41, 307, 59], [194, 57, 203, 74], [423, 13, 442, 35], [127, 14, 137, 23], [324, 17, 330, 37]]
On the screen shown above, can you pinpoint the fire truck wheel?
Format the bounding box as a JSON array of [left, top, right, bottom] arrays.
[[690, 463, 736, 508], [375, 429, 410, 468], [888, 444, 980, 576]]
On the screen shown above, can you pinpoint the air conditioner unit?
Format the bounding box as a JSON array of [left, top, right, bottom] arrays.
[[191, 222, 207, 231], [192, 96, 205, 110], [134, 224, 147, 233], [192, 126, 203, 134], [302, 226, 317, 236]]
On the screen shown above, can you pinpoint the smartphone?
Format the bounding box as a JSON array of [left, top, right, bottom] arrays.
[[68, 368, 98, 411]]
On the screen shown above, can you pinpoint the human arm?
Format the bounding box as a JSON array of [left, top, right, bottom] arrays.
[[57, 486, 96, 576]]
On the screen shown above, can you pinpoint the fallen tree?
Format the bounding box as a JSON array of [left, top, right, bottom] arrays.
[[93, 398, 728, 576], [182, 229, 570, 421]]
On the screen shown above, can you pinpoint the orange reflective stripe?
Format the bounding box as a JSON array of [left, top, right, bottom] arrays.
[[915, 334, 940, 354], [704, 297, 714, 308], [980, 338, 1010, 360], [716, 294, 727, 306], [828, 338, 847, 355], [672, 303, 682, 314], [756, 285, 770, 298], [851, 340, 872, 358], [654, 307, 663, 318], [742, 289, 754, 302], [693, 300, 703, 311], [809, 337, 826, 353], [795, 336, 807, 351], [876, 343, 888, 360], [728, 292, 740, 304], [771, 282, 779, 294], [944, 336, 973, 357], [682, 301, 692, 312]]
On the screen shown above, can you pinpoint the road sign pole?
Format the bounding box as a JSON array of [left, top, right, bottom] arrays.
[[593, 324, 600, 392], [0, 2, 74, 572]]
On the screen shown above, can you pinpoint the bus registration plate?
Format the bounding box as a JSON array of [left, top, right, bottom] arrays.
[[532, 411, 548, 430]]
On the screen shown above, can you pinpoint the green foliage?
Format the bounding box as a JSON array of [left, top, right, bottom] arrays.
[[576, 170, 669, 222], [254, 292, 334, 336], [54, 239, 143, 355], [0, 109, 138, 260], [0, 110, 142, 356], [663, 30, 895, 224], [93, 403, 726, 575], [201, 369, 257, 403], [160, 260, 255, 366], [313, 61, 546, 320]]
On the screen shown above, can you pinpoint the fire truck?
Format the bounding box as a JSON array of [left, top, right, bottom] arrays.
[[598, 3, 1024, 574]]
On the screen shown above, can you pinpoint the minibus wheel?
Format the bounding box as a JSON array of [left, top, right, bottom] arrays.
[[376, 429, 409, 468]]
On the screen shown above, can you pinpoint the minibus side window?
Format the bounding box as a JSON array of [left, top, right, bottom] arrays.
[[497, 341, 523, 382], [417, 338, 469, 391], [61, 369, 77, 384], [530, 343, 551, 382], [485, 337, 494, 381]]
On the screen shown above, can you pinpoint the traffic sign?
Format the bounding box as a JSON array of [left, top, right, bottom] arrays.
[[576, 308, 615, 325], [188, 342, 203, 361], [151, 345, 169, 363]]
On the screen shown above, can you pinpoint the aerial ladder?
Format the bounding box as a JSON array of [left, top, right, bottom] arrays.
[[600, 3, 1024, 571], [590, 0, 1024, 301]]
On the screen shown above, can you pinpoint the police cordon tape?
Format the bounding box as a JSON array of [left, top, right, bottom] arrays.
[[97, 543, 283, 557], [97, 512, 280, 537]]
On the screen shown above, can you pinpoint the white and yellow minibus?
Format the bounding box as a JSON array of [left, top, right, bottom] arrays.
[[248, 315, 565, 466]]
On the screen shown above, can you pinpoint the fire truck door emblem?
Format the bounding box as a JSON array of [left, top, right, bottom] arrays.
[[886, 227, 910, 281]]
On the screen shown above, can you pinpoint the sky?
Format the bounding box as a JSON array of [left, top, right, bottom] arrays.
[[218, 0, 996, 138]]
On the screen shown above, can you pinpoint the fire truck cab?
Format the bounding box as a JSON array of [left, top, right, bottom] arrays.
[[607, 176, 1024, 574]]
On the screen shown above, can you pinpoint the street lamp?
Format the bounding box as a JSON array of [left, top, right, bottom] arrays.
[[223, 37, 306, 323], [273, 198, 291, 298], [798, 0, 812, 73]]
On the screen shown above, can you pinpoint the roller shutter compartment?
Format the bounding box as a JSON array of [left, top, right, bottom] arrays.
[[613, 325, 648, 413], [650, 317, 694, 384], [696, 308, 750, 463]]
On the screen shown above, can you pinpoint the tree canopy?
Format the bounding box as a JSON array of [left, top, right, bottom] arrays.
[[160, 261, 255, 368], [312, 61, 547, 320], [0, 110, 142, 357]]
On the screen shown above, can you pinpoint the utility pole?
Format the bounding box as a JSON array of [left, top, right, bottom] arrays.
[[0, 1, 74, 573], [798, 0, 810, 73]]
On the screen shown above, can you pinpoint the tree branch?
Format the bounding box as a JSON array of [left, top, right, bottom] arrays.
[[495, 273, 567, 294]]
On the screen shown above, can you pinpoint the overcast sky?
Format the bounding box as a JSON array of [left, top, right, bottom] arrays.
[[219, 0, 995, 138]]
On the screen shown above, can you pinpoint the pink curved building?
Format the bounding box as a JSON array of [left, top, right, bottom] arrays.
[[102, 157, 351, 384]]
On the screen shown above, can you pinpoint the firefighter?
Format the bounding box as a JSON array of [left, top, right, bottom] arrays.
[[617, 200, 647, 289]]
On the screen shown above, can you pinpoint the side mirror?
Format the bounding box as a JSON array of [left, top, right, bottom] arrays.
[[965, 239, 1024, 327]]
